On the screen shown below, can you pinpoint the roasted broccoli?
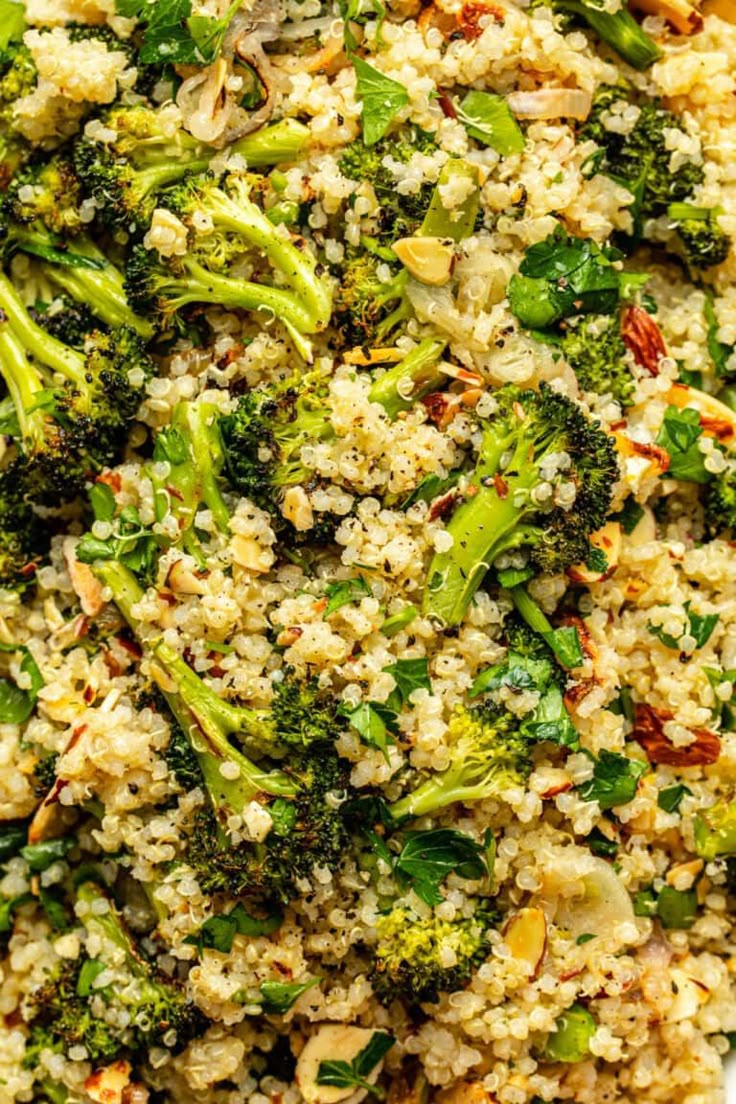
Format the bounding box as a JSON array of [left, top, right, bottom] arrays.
[[560, 313, 636, 407], [389, 704, 531, 821], [25, 879, 205, 1063], [0, 270, 152, 503], [704, 460, 736, 536], [536, 0, 661, 70], [368, 338, 448, 420], [339, 130, 438, 240], [581, 87, 704, 235], [0, 466, 47, 587], [88, 561, 349, 899], [4, 155, 83, 235], [370, 902, 495, 1005], [125, 170, 331, 357], [668, 203, 730, 271], [423, 384, 618, 627], [0, 41, 34, 185], [74, 106, 310, 233]]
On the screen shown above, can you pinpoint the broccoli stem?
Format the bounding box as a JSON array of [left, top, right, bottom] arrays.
[[230, 119, 310, 167], [369, 338, 447, 419], [0, 324, 46, 446], [0, 271, 86, 381], [556, 0, 662, 69], [420, 160, 480, 241]]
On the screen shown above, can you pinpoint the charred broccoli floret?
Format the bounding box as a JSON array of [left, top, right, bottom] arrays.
[[31, 295, 96, 348], [581, 87, 704, 235], [535, 0, 661, 69], [423, 384, 618, 626], [0, 41, 34, 184], [87, 561, 349, 900], [339, 130, 438, 240], [667, 203, 730, 271], [74, 107, 309, 233], [25, 879, 205, 1063], [560, 313, 635, 407], [370, 903, 496, 1005], [0, 467, 47, 588], [704, 460, 736, 536], [389, 704, 531, 821], [0, 271, 152, 503], [4, 156, 83, 235]]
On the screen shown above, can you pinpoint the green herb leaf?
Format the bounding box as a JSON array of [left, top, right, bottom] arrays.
[[381, 605, 418, 637], [456, 91, 525, 155], [703, 666, 736, 729], [657, 784, 692, 814], [382, 657, 431, 707], [317, 1031, 395, 1097], [656, 885, 698, 929], [704, 292, 732, 377], [576, 932, 596, 945], [89, 482, 116, 523], [648, 601, 718, 653], [323, 576, 371, 618], [0, 824, 27, 864], [184, 903, 283, 953], [353, 57, 409, 146], [578, 750, 647, 809], [655, 406, 710, 483], [545, 626, 583, 670], [614, 499, 645, 536], [118, 0, 242, 64], [339, 0, 386, 52], [340, 700, 398, 760], [394, 828, 490, 906], [0, 892, 33, 935], [38, 886, 68, 931], [0, 643, 44, 725], [521, 684, 578, 749], [586, 826, 618, 859], [259, 977, 320, 1014], [21, 836, 75, 873], [633, 886, 658, 917], [0, 0, 25, 51]]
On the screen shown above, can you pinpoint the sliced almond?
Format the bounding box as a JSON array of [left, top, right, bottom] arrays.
[[503, 907, 547, 977], [230, 533, 274, 573], [167, 558, 207, 595], [63, 537, 105, 617], [626, 505, 657, 548], [85, 1061, 132, 1104], [296, 1024, 383, 1104], [667, 968, 710, 1023], [343, 347, 404, 366], [392, 236, 455, 286], [567, 520, 622, 584], [282, 486, 315, 532], [665, 383, 736, 449], [630, 0, 702, 34], [665, 859, 704, 889], [702, 0, 736, 21]]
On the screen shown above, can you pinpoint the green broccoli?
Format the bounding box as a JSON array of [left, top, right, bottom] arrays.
[[25, 879, 205, 1063], [125, 171, 331, 358], [0, 42, 34, 185], [0, 270, 152, 503], [88, 560, 349, 899], [74, 104, 310, 234], [370, 902, 495, 1005], [339, 130, 438, 240], [560, 313, 635, 407], [4, 156, 84, 235], [704, 460, 736, 536], [0, 466, 47, 588], [30, 295, 96, 348], [368, 338, 448, 420], [536, 0, 661, 69], [422, 384, 618, 627], [389, 703, 531, 821], [581, 87, 704, 235], [667, 203, 730, 271]]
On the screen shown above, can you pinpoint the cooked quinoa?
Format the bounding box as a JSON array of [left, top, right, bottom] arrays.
[[0, 0, 736, 1102]]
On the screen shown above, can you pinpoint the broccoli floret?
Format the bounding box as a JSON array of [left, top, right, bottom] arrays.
[[25, 879, 205, 1063], [667, 203, 730, 271], [560, 314, 635, 407], [88, 561, 349, 900], [339, 130, 438, 240], [389, 704, 531, 821], [581, 88, 704, 234], [74, 108, 309, 233], [4, 156, 83, 235], [220, 370, 335, 531], [0, 271, 153, 504], [0, 44, 34, 185], [704, 461, 736, 535], [370, 903, 495, 1005], [31, 295, 96, 348], [32, 752, 59, 798], [125, 171, 331, 358], [536, 0, 661, 69], [0, 466, 48, 588], [423, 384, 618, 627]]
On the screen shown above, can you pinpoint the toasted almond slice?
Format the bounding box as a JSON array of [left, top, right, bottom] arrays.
[[630, 0, 703, 33], [63, 537, 105, 617], [85, 1061, 132, 1104], [626, 505, 657, 547], [665, 859, 704, 889], [167, 558, 207, 595], [503, 907, 547, 977], [230, 533, 273, 573], [282, 486, 315, 532], [437, 1082, 494, 1104], [667, 968, 710, 1022], [393, 236, 455, 286], [702, 0, 736, 21], [567, 520, 622, 584], [665, 383, 736, 448], [297, 1024, 383, 1104]]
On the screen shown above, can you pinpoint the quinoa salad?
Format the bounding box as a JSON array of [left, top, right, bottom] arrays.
[[1, 0, 736, 1101]]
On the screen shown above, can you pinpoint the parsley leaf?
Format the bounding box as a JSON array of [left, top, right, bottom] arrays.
[[703, 666, 736, 729], [394, 828, 491, 906], [317, 1031, 395, 1097], [184, 903, 283, 954], [116, 0, 243, 65], [456, 90, 525, 155], [353, 57, 408, 146], [339, 0, 386, 53], [340, 700, 399, 760], [704, 292, 732, 377], [648, 601, 718, 653], [0, 0, 25, 51], [259, 977, 320, 1014], [0, 824, 27, 864], [21, 837, 75, 873], [382, 657, 431, 708], [613, 498, 645, 535], [578, 750, 647, 809], [657, 784, 692, 814], [521, 684, 578, 748], [0, 643, 44, 725], [323, 576, 371, 618], [655, 406, 710, 483], [586, 826, 618, 858]]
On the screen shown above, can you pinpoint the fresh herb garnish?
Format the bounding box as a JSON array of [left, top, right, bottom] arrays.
[[184, 903, 283, 954], [259, 977, 320, 1014], [456, 90, 525, 155], [381, 605, 418, 637], [317, 1031, 395, 1098], [340, 700, 399, 759], [0, 643, 44, 725], [394, 828, 491, 906], [648, 601, 718, 652], [116, 0, 243, 65], [657, 784, 692, 814], [382, 657, 431, 709], [323, 575, 371, 618], [353, 57, 409, 146], [655, 406, 710, 483], [578, 750, 647, 809]]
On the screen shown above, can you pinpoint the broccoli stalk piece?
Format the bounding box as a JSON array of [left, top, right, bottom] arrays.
[[545, 0, 661, 69], [335, 159, 480, 346], [3, 219, 153, 338], [667, 203, 730, 270], [389, 704, 531, 821], [126, 171, 331, 358], [89, 560, 348, 898], [0, 271, 152, 501], [371, 902, 495, 1005], [559, 314, 635, 407], [422, 384, 618, 627], [368, 338, 447, 420], [74, 107, 310, 233], [220, 369, 335, 531], [581, 88, 704, 237], [26, 879, 204, 1062]]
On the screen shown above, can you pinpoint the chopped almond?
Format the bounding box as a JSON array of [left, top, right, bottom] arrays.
[[633, 702, 721, 766]]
